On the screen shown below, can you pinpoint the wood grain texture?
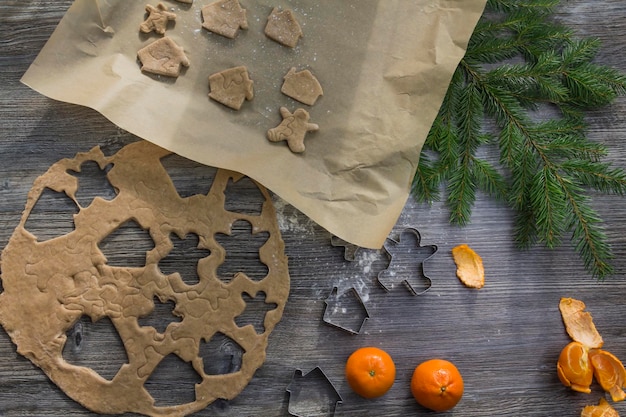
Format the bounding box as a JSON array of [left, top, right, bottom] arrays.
[[1, 1, 625, 416]]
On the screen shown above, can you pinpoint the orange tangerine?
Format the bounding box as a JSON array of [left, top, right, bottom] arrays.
[[557, 341, 593, 394], [411, 359, 464, 412], [345, 347, 396, 399], [589, 349, 626, 402]]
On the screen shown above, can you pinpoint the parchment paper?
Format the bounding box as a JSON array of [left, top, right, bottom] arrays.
[[21, 0, 487, 249]]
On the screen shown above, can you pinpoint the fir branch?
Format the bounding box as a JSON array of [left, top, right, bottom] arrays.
[[530, 166, 567, 248], [413, 0, 626, 279], [486, 0, 560, 14], [561, 160, 626, 195]]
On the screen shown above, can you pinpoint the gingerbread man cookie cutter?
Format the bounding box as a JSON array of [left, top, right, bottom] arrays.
[[377, 228, 437, 295]]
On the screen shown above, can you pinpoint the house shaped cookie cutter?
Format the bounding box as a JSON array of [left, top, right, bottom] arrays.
[[286, 366, 342, 417], [322, 286, 370, 335]]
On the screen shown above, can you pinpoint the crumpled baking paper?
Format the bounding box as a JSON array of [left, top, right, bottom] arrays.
[[21, 0, 487, 249]]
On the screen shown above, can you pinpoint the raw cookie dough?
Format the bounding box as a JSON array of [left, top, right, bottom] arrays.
[[264, 8, 303, 48], [138, 37, 190, 77], [267, 107, 319, 153], [140, 3, 176, 35], [201, 0, 248, 39], [281, 67, 323, 106], [0, 141, 290, 417], [208, 66, 254, 110]]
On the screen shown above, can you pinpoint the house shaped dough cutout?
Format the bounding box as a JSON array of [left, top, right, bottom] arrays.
[[208, 66, 254, 110], [201, 0, 248, 39], [137, 37, 190, 77], [264, 8, 302, 48], [281, 67, 323, 106]]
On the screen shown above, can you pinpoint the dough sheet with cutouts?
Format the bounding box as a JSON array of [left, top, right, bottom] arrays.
[[0, 141, 290, 417]]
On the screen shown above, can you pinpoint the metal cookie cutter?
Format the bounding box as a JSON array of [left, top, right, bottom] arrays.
[[377, 227, 437, 295], [330, 235, 361, 261], [286, 366, 343, 417], [322, 286, 370, 335]]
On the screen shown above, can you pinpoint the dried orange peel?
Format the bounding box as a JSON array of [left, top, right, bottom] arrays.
[[451, 244, 484, 289], [559, 297, 604, 349], [581, 398, 620, 417], [557, 298, 626, 404]]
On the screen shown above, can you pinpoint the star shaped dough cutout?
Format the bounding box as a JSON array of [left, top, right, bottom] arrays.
[[267, 107, 319, 153]]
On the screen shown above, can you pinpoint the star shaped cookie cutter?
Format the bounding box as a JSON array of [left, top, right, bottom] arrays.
[[377, 227, 437, 295]]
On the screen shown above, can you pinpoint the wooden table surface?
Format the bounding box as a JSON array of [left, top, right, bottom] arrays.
[[1, 1, 625, 416]]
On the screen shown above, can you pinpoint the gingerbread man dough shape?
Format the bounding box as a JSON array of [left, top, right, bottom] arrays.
[[140, 3, 176, 35], [267, 107, 319, 153]]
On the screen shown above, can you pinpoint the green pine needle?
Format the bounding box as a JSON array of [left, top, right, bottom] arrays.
[[412, 0, 626, 279]]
